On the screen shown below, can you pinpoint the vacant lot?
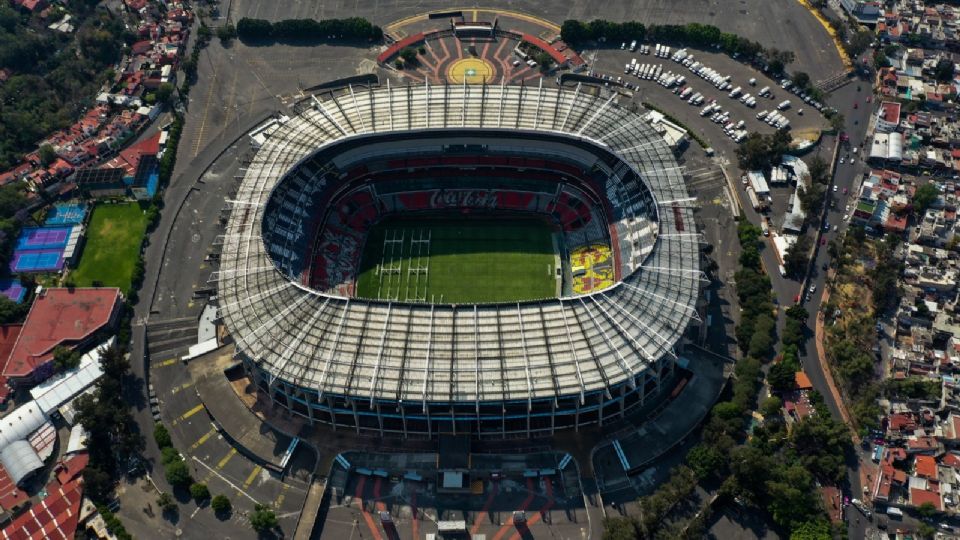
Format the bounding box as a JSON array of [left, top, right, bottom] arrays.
[[71, 203, 147, 292]]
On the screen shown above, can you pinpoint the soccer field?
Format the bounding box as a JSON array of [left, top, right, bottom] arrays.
[[70, 203, 147, 293], [355, 216, 558, 303]]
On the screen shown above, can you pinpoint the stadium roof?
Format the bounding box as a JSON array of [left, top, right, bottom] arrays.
[[1, 288, 120, 381], [219, 83, 701, 406]]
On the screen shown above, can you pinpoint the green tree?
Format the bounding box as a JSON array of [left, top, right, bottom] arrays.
[[400, 47, 418, 64], [918, 523, 936, 539], [934, 59, 954, 82], [250, 503, 278, 533], [768, 362, 797, 391], [157, 492, 177, 512], [211, 494, 232, 514], [783, 234, 813, 277], [918, 501, 937, 518], [164, 459, 192, 486], [52, 345, 82, 372], [190, 482, 210, 502], [686, 444, 725, 480], [156, 82, 175, 105], [791, 72, 811, 91], [828, 112, 845, 133], [39, 144, 56, 166], [789, 518, 832, 540], [153, 423, 172, 448], [216, 24, 237, 43], [913, 183, 940, 215], [601, 516, 637, 540], [0, 296, 27, 324], [761, 396, 783, 418]]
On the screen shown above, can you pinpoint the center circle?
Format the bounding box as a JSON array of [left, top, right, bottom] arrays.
[[447, 58, 495, 84]]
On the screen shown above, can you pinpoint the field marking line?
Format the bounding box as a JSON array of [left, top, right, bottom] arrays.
[[188, 427, 218, 451], [170, 381, 195, 395], [191, 456, 259, 504], [273, 483, 291, 509], [172, 403, 205, 425]]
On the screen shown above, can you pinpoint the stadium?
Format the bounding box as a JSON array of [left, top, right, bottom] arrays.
[[217, 83, 702, 438]]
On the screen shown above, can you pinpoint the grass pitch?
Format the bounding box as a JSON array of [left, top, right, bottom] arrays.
[[71, 203, 147, 293], [355, 216, 557, 303]]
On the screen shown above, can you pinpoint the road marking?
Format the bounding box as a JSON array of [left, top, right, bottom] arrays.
[[243, 465, 262, 489], [170, 382, 195, 395], [217, 448, 238, 469], [153, 358, 178, 368], [193, 65, 219, 156], [172, 404, 205, 425], [273, 483, 290, 509], [191, 456, 259, 504], [189, 427, 217, 451]]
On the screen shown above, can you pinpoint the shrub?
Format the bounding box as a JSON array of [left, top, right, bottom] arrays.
[[190, 482, 210, 502], [164, 459, 192, 486], [211, 494, 231, 514]]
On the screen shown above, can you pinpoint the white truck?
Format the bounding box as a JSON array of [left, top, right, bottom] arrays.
[[758, 85, 770, 97], [777, 99, 791, 110], [729, 86, 742, 98]]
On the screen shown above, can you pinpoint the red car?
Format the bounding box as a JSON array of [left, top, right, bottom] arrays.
[[843, 187, 848, 194], [821, 237, 827, 245], [853, 103, 858, 109]]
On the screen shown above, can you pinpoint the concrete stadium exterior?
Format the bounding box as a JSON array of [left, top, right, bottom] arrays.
[[217, 82, 703, 438]]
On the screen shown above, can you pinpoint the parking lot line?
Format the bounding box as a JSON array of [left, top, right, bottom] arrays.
[[188, 427, 217, 451], [354, 476, 382, 540], [491, 478, 536, 540], [508, 477, 554, 540], [273, 483, 290, 509], [471, 482, 498, 536], [172, 404, 205, 425], [243, 465, 262, 489], [217, 448, 238, 469], [170, 381, 195, 395], [153, 358, 178, 368]]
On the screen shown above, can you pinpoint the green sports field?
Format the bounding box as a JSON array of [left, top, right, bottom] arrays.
[[355, 216, 558, 303], [71, 203, 147, 293]]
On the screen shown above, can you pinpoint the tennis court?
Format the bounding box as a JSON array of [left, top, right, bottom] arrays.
[[15, 227, 72, 251], [44, 203, 87, 226], [10, 250, 64, 272], [0, 279, 25, 303]]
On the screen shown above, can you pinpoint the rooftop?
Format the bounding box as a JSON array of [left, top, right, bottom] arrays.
[[1, 288, 120, 381]]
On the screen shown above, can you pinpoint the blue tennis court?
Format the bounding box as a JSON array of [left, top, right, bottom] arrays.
[[44, 203, 87, 226], [10, 249, 64, 272], [15, 226, 72, 251], [0, 279, 25, 303]]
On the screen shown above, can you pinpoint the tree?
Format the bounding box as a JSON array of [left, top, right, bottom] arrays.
[[808, 156, 829, 185], [602, 516, 637, 540], [912, 183, 940, 215], [760, 395, 783, 418], [534, 51, 553, 70], [933, 58, 954, 82], [250, 504, 278, 533], [686, 444, 725, 480], [0, 296, 27, 324], [789, 518, 832, 540], [399, 47, 418, 64], [768, 362, 797, 391], [156, 83, 175, 106], [52, 345, 82, 372], [153, 423, 172, 448], [798, 183, 825, 219], [828, 112, 845, 133], [190, 482, 210, 502], [918, 501, 937, 518], [216, 24, 237, 43], [39, 144, 56, 166], [791, 72, 811, 91], [211, 494, 232, 514], [783, 234, 813, 277], [157, 492, 177, 512], [164, 459, 192, 486]]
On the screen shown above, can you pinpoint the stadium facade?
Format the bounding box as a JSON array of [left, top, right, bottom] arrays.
[[218, 82, 702, 438]]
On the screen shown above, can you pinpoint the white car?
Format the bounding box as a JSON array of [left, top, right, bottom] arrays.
[[843, 214, 849, 221], [840, 157, 845, 164], [833, 185, 838, 192]]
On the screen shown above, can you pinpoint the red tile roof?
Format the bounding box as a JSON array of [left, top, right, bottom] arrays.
[[880, 101, 902, 124], [1, 288, 120, 382], [915, 454, 938, 479], [55, 453, 88, 486], [911, 488, 942, 510], [0, 463, 29, 512], [795, 371, 813, 390], [0, 476, 83, 539], [943, 453, 960, 469]]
